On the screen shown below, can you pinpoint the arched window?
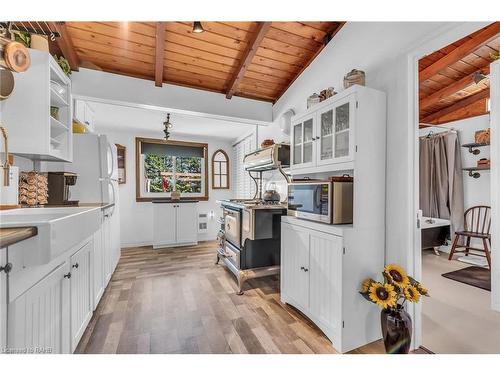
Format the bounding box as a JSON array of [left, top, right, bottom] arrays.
[[212, 149, 230, 189]]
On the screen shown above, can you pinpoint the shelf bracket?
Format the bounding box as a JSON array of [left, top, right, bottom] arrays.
[[468, 170, 481, 179], [467, 145, 480, 155]]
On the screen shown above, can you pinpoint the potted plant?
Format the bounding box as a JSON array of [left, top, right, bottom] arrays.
[[53, 55, 71, 76], [359, 264, 429, 354]]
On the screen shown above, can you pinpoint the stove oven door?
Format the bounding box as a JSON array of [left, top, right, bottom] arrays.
[[224, 241, 241, 270], [223, 207, 241, 248]]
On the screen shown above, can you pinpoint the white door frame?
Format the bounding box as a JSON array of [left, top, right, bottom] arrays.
[[404, 22, 492, 349]]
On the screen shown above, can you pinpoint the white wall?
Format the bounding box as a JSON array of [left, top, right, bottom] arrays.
[[98, 126, 234, 248], [71, 68, 273, 124], [419, 114, 491, 211]]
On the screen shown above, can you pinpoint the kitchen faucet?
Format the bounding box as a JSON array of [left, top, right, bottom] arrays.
[[0, 125, 9, 186]]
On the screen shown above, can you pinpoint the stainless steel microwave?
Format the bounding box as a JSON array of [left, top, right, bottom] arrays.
[[287, 179, 353, 224]]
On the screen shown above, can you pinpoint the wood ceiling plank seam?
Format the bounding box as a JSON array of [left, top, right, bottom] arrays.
[[85, 60, 154, 76], [248, 56, 301, 74], [163, 59, 231, 80], [77, 55, 155, 75], [165, 27, 248, 54], [239, 77, 287, 91], [226, 22, 272, 99], [270, 22, 327, 43], [74, 45, 154, 65], [154, 22, 166, 87], [163, 55, 236, 74], [97, 21, 156, 38], [265, 27, 322, 51], [161, 79, 226, 94], [421, 88, 490, 123], [76, 49, 154, 70], [255, 46, 312, 67], [428, 99, 489, 125], [259, 37, 318, 59], [162, 66, 229, 86], [244, 70, 290, 85], [217, 22, 257, 32], [164, 32, 242, 59], [176, 21, 252, 43], [246, 64, 297, 80], [419, 22, 500, 81], [66, 23, 156, 47], [96, 68, 154, 81], [236, 84, 279, 96], [252, 52, 303, 70], [273, 22, 345, 103], [233, 92, 275, 103], [53, 22, 80, 71], [163, 42, 239, 67], [67, 27, 157, 55], [299, 21, 337, 32]]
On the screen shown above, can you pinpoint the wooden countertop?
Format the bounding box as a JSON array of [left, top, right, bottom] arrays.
[[0, 226, 38, 248]]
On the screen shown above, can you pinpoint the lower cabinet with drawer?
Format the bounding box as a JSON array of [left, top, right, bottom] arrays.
[[6, 217, 118, 354], [280, 216, 382, 353]]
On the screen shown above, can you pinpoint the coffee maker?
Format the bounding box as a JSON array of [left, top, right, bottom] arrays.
[[47, 172, 79, 206]]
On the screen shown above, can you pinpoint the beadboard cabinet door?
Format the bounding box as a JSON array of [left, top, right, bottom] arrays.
[[309, 230, 343, 340], [281, 223, 310, 311], [176, 203, 198, 245], [0, 248, 7, 349], [8, 261, 71, 354], [70, 242, 93, 352], [92, 226, 105, 310]]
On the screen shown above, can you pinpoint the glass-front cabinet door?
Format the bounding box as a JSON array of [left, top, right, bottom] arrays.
[[316, 95, 355, 165], [291, 116, 315, 168]]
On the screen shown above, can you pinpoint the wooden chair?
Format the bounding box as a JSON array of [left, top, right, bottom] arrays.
[[449, 205, 491, 269]]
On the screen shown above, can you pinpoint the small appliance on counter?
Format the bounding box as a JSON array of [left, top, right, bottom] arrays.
[[287, 175, 353, 224], [47, 172, 79, 206]]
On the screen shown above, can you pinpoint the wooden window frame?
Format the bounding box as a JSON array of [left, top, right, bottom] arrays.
[[135, 137, 209, 202], [115, 143, 126, 184], [211, 149, 230, 190]]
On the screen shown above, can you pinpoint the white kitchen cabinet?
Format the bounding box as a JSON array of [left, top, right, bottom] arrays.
[[1, 49, 73, 162], [74, 99, 95, 133], [69, 242, 93, 352], [8, 261, 71, 354], [281, 223, 309, 311], [92, 225, 105, 310], [153, 202, 198, 248], [291, 115, 316, 169], [290, 85, 384, 175], [0, 248, 7, 349], [281, 217, 383, 353]]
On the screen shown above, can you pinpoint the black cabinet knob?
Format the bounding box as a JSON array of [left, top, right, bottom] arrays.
[[72, 263, 79, 269], [63, 272, 71, 279], [0, 262, 12, 274]]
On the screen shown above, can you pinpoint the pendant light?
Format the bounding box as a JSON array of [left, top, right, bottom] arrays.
[[193, 21, 204, 33], [163, 113, 173, 140]]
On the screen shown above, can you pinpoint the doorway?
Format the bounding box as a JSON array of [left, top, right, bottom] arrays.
[[414, 23, 500, 353]]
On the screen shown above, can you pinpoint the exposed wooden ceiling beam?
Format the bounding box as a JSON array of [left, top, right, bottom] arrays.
[[274, 22, 345, 103], [419, 22, 500, 82], [154, 22, 165, 87], [421, 88, 490, 124], [226, 22, 272, 99], [53, 22, 80, 71], [420, 66, 490, 110]]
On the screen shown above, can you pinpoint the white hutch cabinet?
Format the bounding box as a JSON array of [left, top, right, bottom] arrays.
[[282, 84, 387, 353]]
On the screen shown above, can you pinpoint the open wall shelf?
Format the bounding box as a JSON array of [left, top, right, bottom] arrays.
[[463, 166, 490, 178], [462, 142, 490, 155]]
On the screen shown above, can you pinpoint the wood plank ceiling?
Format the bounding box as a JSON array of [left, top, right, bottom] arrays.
[[49, 21, 344, 102], [419, 22, 500, 126]]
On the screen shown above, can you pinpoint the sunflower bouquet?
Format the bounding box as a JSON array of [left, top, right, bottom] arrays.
[[360, 264, 429, 310]]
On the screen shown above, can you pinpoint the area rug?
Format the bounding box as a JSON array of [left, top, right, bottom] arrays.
[[442, 266, 491, 291]]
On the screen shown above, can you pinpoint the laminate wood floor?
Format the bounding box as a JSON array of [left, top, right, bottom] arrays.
[[75, 242, 415, 354]]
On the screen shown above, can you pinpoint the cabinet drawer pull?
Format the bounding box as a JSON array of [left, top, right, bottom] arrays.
[[300, 266, 304, 270], [72, 263, 79, 269], [63, 272, 71, 279], [303, 268, 309, 272], [0, 262, 13, 274]]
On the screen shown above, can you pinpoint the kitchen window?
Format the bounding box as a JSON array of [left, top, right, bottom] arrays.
[[135, 137, 208, 201]]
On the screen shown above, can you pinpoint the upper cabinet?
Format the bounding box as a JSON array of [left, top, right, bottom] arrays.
[[290, 85, 382, 175], [1, 49, 73, 162], [74, 99, 95, 133]]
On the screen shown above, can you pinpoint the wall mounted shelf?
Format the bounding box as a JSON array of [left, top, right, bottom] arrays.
[[463, 166, 490, 178], [462, 142, 490, 155]]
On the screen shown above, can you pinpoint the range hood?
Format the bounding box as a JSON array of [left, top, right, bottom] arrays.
[[243, 143, 290, 171]]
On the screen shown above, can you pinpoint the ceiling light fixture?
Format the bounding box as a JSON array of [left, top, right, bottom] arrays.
[[163, 113, 173, 140], [193, 21, 204, 33], [473, 71, 489, 84]]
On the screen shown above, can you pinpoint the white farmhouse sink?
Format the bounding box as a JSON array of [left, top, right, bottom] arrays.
[[0, 207, 100, 266]]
